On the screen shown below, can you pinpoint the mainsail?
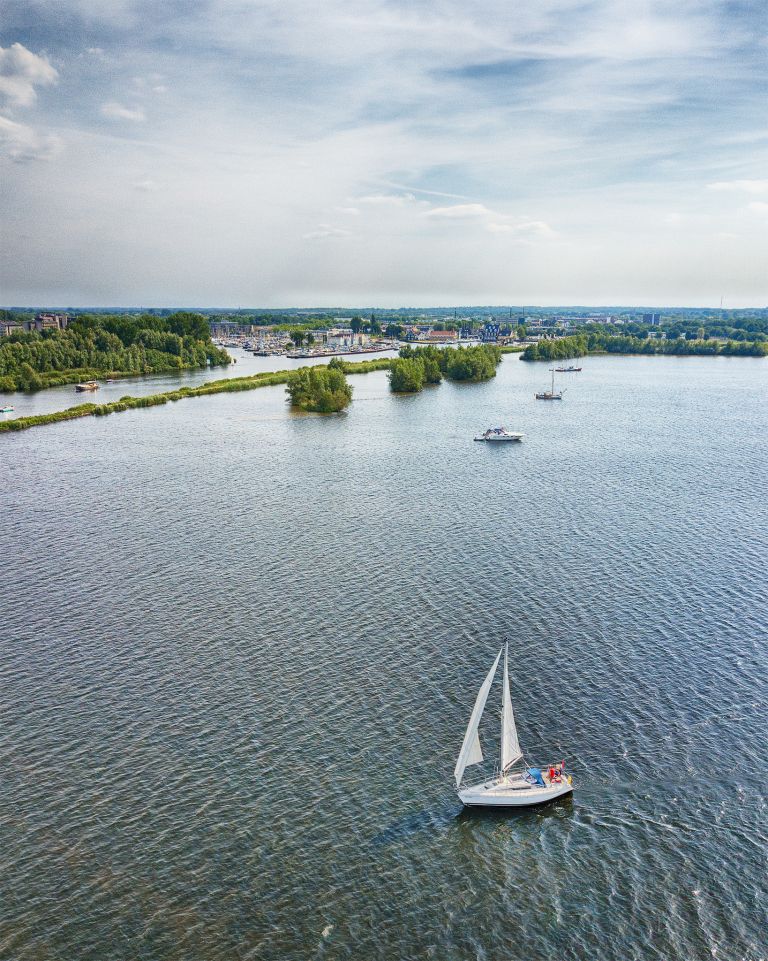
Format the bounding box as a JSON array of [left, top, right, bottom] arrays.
[[454, 648, 502, 786], [501, 644, 522, 770]]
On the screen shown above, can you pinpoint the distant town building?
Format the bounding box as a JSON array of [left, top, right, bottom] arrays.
[[481, 322, 500, 342], [0, 320, 24, 337], [23, 312, 70, 333], [643, 313, 661, 325], [210, 321, 266, 337], [425, 329, 458, 343]]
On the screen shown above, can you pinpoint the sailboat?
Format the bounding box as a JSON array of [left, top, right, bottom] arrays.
[[455, 645, 573, 807], [535, 369, 563, 400]]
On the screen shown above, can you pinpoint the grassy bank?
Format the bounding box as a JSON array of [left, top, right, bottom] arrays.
[[0, 358, 394, 434]]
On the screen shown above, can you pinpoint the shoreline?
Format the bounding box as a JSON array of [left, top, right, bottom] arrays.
[[0, 357, 392, 435]]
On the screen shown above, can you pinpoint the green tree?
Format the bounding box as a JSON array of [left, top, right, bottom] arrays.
[[286, 365, 352, 412], [350, 316, 362, 335], [389, 358, 426, 392], [290, 329, 305, 347], [17, 362, 43, 391]]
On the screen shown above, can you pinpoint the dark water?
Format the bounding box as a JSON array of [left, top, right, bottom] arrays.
[[1, 354, 766, 961]]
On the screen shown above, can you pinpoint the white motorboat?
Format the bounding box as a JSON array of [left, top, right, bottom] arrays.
[[455, 645, 573, 807], [474, 426, 523, 442]]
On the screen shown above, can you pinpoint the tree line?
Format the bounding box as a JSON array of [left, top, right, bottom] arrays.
[[0, 312, 230, 391], [389, 344, 502, 392], [521, 333, 767, 362]]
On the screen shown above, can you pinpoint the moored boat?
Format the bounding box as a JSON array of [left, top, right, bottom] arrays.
[[0, 405, 14, 413], [554, 365, 582, 373], [535, 369, 563, 400], [75, 381, 100, 392], [474, 426, 523, 442], [455, 644, 573, 808]]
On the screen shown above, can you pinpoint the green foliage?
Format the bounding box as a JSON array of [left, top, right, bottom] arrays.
[[0, 312, 229, 391], [390, 344, 500, 392], [521, 333, 767, 361], [290, 328, 305, 347], [286, 365, 353, 412], [444, 344, 501, 381], [389, 357, 426, 392], [1, 357, 383, 433]]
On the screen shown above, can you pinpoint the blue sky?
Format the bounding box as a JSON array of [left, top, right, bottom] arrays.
[[1, 0, 766, 307]]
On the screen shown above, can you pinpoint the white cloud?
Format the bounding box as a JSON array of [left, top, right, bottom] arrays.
[[707, 180, 768, 194], [0, 43, 57, 109], [747, 201, 768, 213], [0, 114, 61, 162], [100, 101, 146, 122], [426, 203, 493, 219], [487, 219, 554, 238], [426, 203, 554, 238], [356, 193, 418, 206], [1, 1, 767, 305], [302, 224, 352, 241]]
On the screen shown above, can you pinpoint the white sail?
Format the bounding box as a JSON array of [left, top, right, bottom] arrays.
[[500, 644, 522, 770], [454, 648, 503, 786]]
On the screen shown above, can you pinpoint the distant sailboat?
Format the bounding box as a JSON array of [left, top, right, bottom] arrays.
[[455, 645, 573, 807], [535, 369, 563, 400]]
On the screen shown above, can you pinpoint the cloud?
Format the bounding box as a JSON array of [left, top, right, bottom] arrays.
[[426, 203, 493, 219], [0, 42, 57, 108], [426, 203, 554, 238], [356, 193, 418, 206], [1, 1, 767, 305], [133, 178, 160, 191], [100, 101, 146, 122], [487, 219, 554, 238], [0, 114, 61, 162], [747, 201, 768, 214], [707, 180, 768, 194], [302, 224, 352, 241]]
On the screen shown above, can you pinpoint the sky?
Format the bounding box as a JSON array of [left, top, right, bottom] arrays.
[[0, 0, 766, 308]]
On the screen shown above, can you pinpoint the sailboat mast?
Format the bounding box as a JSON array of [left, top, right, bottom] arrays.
[[501, 643, 508, 766]]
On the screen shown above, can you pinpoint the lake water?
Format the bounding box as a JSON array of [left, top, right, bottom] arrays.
[[1, 353, 766, 961], [0, 347, 401, 420]]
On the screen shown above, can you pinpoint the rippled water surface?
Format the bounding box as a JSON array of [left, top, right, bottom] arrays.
[[1, 354, 766, 961]]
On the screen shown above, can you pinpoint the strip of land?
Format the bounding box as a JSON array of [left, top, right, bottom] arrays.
[[0, 358, 393, 434]]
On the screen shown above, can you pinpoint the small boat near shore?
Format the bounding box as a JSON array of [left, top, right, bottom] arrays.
[[0, 405, 14, 413], [474, 426, 523, 442], [75, 381, 100, 392], [535, 369, 563, 400], [455, 644, 574, 808], [555, 365, 582, 373]]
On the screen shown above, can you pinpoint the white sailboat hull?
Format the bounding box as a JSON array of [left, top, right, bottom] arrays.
[[459, 774, 573, 808]]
